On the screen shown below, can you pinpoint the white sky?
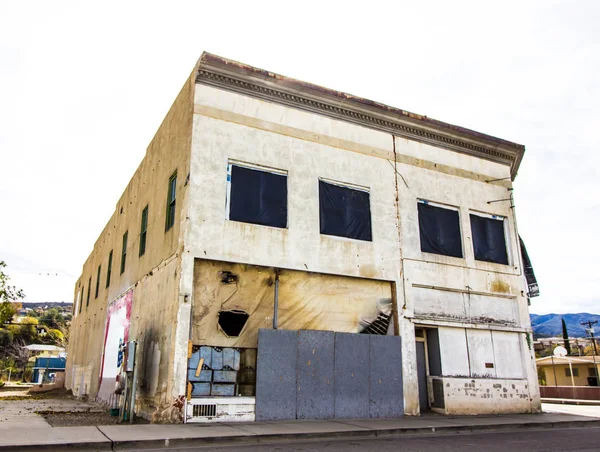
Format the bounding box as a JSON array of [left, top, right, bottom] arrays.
[[0, 1, 598, 315]]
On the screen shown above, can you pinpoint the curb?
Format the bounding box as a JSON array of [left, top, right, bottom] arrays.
[[3, 418, 600, 451], [109, 418, 600, 451]]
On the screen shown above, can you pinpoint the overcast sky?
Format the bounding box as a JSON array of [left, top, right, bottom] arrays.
[[0, 1, 598, 315]]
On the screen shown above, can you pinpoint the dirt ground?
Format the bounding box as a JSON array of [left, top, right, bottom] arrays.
[[0, 386, 148, 427], [41, 410, 148, 427]]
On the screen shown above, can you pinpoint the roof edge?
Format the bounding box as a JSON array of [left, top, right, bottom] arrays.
[[196, 52, 525, 180]]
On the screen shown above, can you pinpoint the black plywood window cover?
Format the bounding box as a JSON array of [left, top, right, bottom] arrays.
[[319, 180, 372, 241], [519, 235, 539, 297], [418, 202, 463, 258], [470, 214, 508, 264], [229, 165, 287, 228]]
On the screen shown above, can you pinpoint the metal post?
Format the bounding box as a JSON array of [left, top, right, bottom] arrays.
[[568, 358, 575, 387], [551, 355, 557, 387], [273, 269, 280, 330], [129, 342, 137, 424]]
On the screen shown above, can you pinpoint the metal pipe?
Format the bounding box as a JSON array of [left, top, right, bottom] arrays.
[[273, 269, 280, 329], [129, 341, 137, 424]]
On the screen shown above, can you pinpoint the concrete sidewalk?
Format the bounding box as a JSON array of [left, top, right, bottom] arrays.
[[1, 412, 600, 451]]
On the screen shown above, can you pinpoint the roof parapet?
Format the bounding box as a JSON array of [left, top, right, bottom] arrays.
[[196, 52, 525, 180]]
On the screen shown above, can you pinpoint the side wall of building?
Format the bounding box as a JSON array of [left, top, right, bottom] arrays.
[[66, 68, 196, 422]]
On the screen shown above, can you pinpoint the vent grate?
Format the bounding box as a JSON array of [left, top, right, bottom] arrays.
[[192, 404, 217, 418]]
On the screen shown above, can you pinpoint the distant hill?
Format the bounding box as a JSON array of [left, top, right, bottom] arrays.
[[530, 313, 600, 338], [21, 302, 73, 309]]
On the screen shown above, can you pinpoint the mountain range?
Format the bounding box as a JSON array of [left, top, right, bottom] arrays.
[[530, 313, 600, 338]]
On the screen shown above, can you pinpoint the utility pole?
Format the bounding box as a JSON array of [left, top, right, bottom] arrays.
[[581, 320, 599, 385]]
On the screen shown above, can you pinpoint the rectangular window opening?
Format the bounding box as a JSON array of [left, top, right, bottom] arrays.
[[417, 200, 463, 258], [79, 288, 84, 314], [86, 278, 91, 308], [565, 368, 579, 378], [165, 171, 177, 232], [106, 250, 113, 288], [470, 213, 509, 265], [319, 179, 372, 241], [139, 205, 148, 257], [227, 163, 288, 229], [120, 231, 128, 274], [95, 265, 101, 299]]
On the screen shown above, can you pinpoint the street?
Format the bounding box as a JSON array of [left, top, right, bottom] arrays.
[[145, 426, 600, 452]]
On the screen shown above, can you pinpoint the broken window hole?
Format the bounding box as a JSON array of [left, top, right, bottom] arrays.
[[218, 271, 238, 284], [218, 310, 249, 337]]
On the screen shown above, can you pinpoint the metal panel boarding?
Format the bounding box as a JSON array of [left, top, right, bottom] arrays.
[[255, 329, 297, 421], [256, 329, 403, 421], [297, 330, 335, 419]]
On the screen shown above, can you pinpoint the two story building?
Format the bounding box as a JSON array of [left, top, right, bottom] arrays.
[[66, 53, 540, 423]]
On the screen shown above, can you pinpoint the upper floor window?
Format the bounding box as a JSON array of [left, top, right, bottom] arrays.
[[106, 250, 113, 288], [417, 200, 463, 258], [319, 180, 372, 241], [470, 213, 508, 265], [86, 277, 91, 308], [139, 205, 149, 257], [95, 265, 101, 299], [120, 231, 128, 274], [165, 171, 177, 231], [227, 163, 288, 228]]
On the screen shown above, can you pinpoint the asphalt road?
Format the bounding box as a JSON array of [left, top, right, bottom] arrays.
[[142, 426, 600, 452]]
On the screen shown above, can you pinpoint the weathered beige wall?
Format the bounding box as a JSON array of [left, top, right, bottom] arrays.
[[66, 66, 196, 422], [431, 376, 533, 415], [191, 259, 392, 348]]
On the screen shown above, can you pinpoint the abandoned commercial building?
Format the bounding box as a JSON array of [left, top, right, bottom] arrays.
[[66, 53, 541, 423]]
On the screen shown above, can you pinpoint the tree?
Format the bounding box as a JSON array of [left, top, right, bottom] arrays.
[[562, 317, 571, 355], [0, 261, 25, 324]]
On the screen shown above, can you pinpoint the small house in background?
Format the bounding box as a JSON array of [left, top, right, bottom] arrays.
[[32, 356, 66, 384]]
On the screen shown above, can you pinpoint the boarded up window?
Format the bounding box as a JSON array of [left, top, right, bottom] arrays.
[[229, 164, 287, 228], [418, 201, 462, 258], [470, 214, 508, 264], [319, 180, 372, 241]]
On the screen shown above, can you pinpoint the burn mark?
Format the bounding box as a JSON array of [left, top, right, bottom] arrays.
[[219, 271, 238, 284], [218, 310, 249, 337]]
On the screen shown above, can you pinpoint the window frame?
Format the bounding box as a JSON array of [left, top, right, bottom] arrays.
[[225, 161, 289, 228], [120, 231, 128, 275], [139, 205, 149, 257], [416, 199, 464, 259], [318, 177, 373, 242], [565, 367, 579, 378], [165, 171, 177, 232], [469, 210, 511, 265]]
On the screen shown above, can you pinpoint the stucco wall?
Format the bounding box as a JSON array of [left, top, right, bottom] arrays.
[[66, 67, 196, 422], [431, 376, 533, 415], [184, 83, 538, 415]]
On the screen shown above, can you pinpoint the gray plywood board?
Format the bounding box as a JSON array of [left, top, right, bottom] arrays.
[[369, 335, 403, 418], [256, 329, 297, 421], [297, 330, 335, 420], [334, 332, 370, 419]]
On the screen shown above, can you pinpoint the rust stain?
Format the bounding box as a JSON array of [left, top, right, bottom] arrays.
[[490, 280, 510, 294]]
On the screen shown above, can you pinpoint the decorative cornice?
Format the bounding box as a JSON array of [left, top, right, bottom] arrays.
[[195, 54, 525, 180]]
